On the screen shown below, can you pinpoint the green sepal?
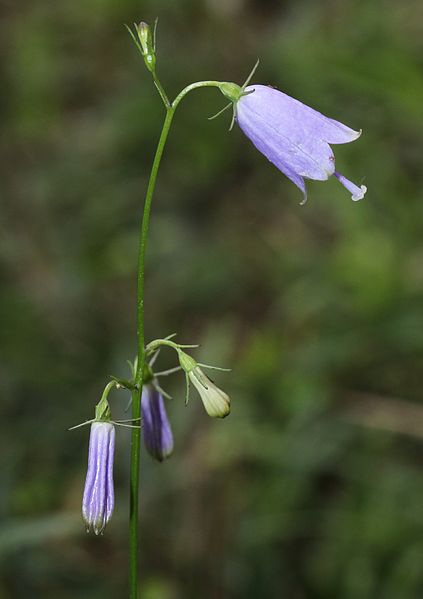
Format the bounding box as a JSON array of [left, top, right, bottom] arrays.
[[185, 372, 190, 405], [218, 82, 243, 103], [95, 397, 111, 422], [93, 380, 117, 421], [211, 61, 260, 129], [178, 350, 197, 373], [143, 363, 154, 384], [110, 376, 137, 391]]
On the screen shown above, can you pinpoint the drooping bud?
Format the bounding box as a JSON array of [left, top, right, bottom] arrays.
[[189, 366, 231, 418], [82, 420, 115, 535], [178, 351, 231, 418], [141, 384, 174, 461], [135, 21, 156, 72]]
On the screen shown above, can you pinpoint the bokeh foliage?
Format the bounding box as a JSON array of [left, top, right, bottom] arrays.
[[1, 0, 423, 597]]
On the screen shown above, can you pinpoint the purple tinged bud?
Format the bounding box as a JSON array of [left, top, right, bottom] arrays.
[[82, 421, 115, 535], [141, 384, 174, 462], [236, 84, 366, 203]]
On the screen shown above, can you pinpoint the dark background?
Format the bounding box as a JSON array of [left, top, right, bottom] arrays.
[[1, 0, 423, 597]]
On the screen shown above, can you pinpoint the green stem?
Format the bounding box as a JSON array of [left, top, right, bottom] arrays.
[[172, 80, 222, 109], [135, 107, 175, 388], [129, 106, 174, 599], [128, 77, 226, 599], [152, 72, 171, 108]]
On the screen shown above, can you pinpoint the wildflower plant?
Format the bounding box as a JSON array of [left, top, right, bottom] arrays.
[[72, 19, 366, 597]]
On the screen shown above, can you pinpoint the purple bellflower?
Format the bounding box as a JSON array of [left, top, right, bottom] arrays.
[[82, 420, 115, 535], [236, 85, 366, 204], [142, 384, 174, 461], [217, 70, 366, 204]]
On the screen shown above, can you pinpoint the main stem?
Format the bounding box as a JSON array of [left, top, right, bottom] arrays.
[[129, 107, 174, 598], [128, 78, 223, 598]]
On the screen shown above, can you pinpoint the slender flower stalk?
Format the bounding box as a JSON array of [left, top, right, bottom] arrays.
[[129, 107, 174, 599], [82, 421, 115, 535], [128, 33, 225, 598]]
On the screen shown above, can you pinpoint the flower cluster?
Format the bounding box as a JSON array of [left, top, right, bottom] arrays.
[[76, 339, 230, 534], [76, 27, 366, 540]]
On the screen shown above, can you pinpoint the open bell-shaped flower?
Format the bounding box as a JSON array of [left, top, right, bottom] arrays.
[[236, 84, 366, 204], [141, 383, 174, 461], [217, 71, 366, 204]]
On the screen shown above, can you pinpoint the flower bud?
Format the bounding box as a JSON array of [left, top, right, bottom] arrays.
[[178, 350, 231, 418], [141, 384, 174, 461], [82, 421, 115, 535], [189, 365, 231, 418], [135, 21, 156, 72]]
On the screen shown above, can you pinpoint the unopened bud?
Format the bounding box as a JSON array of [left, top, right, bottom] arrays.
[[135, 21, 156, 72], [82, 421, 115, 535], [141, 384, 174, 461], [189, 366, 231, 418], [178, 350, 231, 418]]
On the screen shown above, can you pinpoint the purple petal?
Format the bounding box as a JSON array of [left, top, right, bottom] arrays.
[[334, 171, 367, 201], [105, 425, 115, 522], [142, 385, 174, 462], [241, 85, 361, 145], [82, 422, 115, 535], [276, 162, 307, 204], [237, 86, 337, 180]]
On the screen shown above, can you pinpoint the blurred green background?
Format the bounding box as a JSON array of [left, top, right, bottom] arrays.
[[1, 0, 423, 597]]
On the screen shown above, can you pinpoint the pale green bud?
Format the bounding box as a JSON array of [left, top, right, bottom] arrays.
[[189, 366, 230, 418], [135, 21, 156, 72]]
